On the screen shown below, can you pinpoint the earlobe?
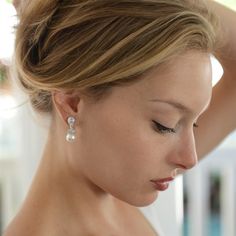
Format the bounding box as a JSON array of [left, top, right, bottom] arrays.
[[52, 91, 80, 124]]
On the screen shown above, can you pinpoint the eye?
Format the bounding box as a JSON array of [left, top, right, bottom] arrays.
[[152, 120, 176, 134]]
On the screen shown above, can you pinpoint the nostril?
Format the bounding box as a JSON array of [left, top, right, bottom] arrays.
[[176, 158, 198, 170], [177, 164, 188, 170]]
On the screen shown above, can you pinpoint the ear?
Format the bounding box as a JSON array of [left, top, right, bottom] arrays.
[[52, 90, 81, 124]]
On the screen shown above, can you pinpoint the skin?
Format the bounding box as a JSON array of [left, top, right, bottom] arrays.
[[3, 51, 212, 236], [193, 1, 236, 159], [7, 1, 236, 235], [54, 51, 211, 207]]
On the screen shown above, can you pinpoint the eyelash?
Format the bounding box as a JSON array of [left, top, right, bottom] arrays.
[[152, 120, 198, 134]]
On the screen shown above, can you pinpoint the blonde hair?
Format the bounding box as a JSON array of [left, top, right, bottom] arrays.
[[15, 0, 220, 113]]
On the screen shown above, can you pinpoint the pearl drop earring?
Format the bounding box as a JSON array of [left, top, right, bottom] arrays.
[[66, 116, 76, 142]]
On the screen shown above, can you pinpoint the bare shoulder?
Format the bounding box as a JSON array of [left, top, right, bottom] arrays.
[[2, 214, 44, 236]]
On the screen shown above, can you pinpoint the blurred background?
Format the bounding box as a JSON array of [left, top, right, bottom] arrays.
[[0, 0, 236, 235]]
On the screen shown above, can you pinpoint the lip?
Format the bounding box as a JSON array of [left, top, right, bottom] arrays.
[[150, 177, 174, 191]]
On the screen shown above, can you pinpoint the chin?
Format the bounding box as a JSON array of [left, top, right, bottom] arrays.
[[117, 191, 159, 207], [135, 192, 159, 207]]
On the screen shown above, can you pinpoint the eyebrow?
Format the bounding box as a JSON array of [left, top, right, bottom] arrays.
[[149, 98, 210, 115]]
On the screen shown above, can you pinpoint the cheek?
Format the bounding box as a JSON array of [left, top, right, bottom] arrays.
[[79, 111, 153, 174], [73, 105, 174, 206], [77, 109, 168, 196]]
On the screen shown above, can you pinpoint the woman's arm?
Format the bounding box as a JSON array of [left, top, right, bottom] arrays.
[[194, 1, 236, 159]]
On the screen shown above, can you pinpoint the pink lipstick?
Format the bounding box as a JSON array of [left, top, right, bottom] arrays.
[[150, 177, 174, 191]]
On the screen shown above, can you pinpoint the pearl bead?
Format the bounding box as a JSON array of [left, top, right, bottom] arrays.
[[66, 129, 76, 142]]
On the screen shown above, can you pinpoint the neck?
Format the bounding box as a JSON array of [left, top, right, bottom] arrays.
[[21, 125, 123, 234]]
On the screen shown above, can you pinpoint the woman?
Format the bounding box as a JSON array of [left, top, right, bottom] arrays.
[[4, 0, 236, 235]]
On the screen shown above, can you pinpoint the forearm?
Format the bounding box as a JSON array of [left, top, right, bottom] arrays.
[[207, 0, 236, 82], [193, 1, 236, 160]]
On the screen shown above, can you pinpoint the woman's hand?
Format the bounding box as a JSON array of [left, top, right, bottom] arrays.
[[194, 1, 236, 159]]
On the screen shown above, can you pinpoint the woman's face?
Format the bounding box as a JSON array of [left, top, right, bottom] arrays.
[[72, 51, 212, 207]]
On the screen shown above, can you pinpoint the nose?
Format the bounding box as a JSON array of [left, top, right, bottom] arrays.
[[168, 131, 198, 171]]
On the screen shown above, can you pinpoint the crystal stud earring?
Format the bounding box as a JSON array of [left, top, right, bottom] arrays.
[[66, 116, 76, 142]]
